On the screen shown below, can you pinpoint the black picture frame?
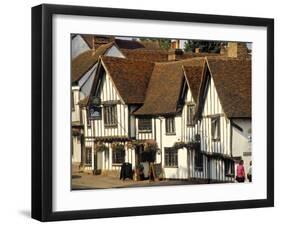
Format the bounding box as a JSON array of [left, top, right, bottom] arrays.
[[31, 4, 274, 222]]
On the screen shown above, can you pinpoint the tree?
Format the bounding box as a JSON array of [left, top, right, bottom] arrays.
[[183, 40, 227, 53], [139, 38, 171, 50]]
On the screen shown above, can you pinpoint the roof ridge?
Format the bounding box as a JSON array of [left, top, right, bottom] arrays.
[[101, 55, 155, 64]]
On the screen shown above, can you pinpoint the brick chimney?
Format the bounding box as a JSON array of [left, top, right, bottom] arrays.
[[168, 48, 184, 61], [93, 36, 115, 50], [226, 42, 248, 58], [171, 40, 180, 49]]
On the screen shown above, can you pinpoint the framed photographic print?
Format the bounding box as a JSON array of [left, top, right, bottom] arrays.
[[31, 4, 274, 221]]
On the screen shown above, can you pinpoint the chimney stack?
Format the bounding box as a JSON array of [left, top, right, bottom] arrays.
[[171, 40, 180, 49], [93, 36, 115, 50], [226, 42, 248, 58], [168, 48, 184, 61]]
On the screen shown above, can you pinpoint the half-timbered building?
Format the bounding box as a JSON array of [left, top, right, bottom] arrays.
[[71, 42, 125, 171], [196, 57, 251, 182], [133, 58, 212, 180], [72, 38, 251, 183], [84, 56, 155, 173]]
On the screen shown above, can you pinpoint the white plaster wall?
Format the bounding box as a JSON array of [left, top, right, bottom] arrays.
[[232, 119, 252, 174], [200, 76, 231, 155], [93, 72, 129, 137], [72, 136, 81, 163], [71, 86, 80, 123]]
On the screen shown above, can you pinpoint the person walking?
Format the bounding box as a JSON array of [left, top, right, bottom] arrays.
[[247, 161, 252, 182], [236, 160, 245, 183]]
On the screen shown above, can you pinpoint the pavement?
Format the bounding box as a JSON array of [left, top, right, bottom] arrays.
[[71, 171, 213, 190]]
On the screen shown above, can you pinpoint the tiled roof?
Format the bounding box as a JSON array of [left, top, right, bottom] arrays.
[[183, 63, 206, 104], [206, 58, 251, 118], [121, 49, 169, 62], [115, 39, 145, 49], [71, 42, 114, 82], [101, 56, 155, 104], [134, 58, 205, 116]]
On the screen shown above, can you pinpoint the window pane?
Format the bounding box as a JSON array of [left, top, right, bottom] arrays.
[[104, 105, 117, 126], [166, 117, 175, 133], [187, 105, 194, 125], [139, 118, 152, 131], [211, 117, 220, 139], [164, 148, 178, 167]]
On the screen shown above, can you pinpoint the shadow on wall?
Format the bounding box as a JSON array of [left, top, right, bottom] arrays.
[[170, 166, 188, 179]]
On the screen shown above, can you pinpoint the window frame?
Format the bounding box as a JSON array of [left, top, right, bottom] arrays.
[[85, 147, 92, 165], [138, 117, 152, 132], [225, 159, 235, 177], [112, 148, 125, 164], [194, 149, 203, 171], [103, 104, 118, 127], [211, 116, 221, 141], [71, 92, 75, 111], [186, 104, 195, 126], [165, 117, 176, 135], [164, 147, 178, 168]]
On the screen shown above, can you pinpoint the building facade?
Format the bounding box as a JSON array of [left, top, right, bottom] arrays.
[[71, 38, 251, 182]]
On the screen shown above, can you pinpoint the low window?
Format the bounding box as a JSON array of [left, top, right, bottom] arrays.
[[211, 116, 220, 140], [138, 118, 152, 132], [225, 159, 234, 176], [164, 148, 178, 167], [112, 148, 125, 164], [72, 92, 75, 111], [165, 117, 175, 134], [195, 149, 203, 170], [187, 104, 195, 125], [85, 147, 92, 165], [103, 105, 117, 127]]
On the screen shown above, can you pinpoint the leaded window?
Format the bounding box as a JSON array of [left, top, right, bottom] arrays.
[[112, 148, 125, 164], [164, 148, 178, 167], [211, 116, 220, 140], [187, 104, 195, 125], [103, 105, 117, 127], [138, 118, 152, 132], [85, 147, 92, 165], [166, 117, 175, 134]]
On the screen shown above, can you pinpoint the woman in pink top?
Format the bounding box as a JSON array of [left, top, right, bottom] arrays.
[[236, 160, 245, 183]]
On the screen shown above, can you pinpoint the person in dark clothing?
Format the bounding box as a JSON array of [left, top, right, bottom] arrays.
[[120, 162, 133, 180]]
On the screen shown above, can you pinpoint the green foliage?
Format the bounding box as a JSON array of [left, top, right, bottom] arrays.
[[183, 40, 227, 53], [144, 139, 159, 153], [139, 37, 171, 50], [95, 143, 109, 152], [111, 143, 125, 153], [173, 141, 187, 150]]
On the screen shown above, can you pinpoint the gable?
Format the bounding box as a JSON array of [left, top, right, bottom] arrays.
[[134, 58, 205, 116], [207, 58, 251, 118], [98, 69, 122, 102], [99, 57, 155, 104], [201, 74, 224, 116], [196, 58, 251, 119], [105, 45, 126, 58]]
